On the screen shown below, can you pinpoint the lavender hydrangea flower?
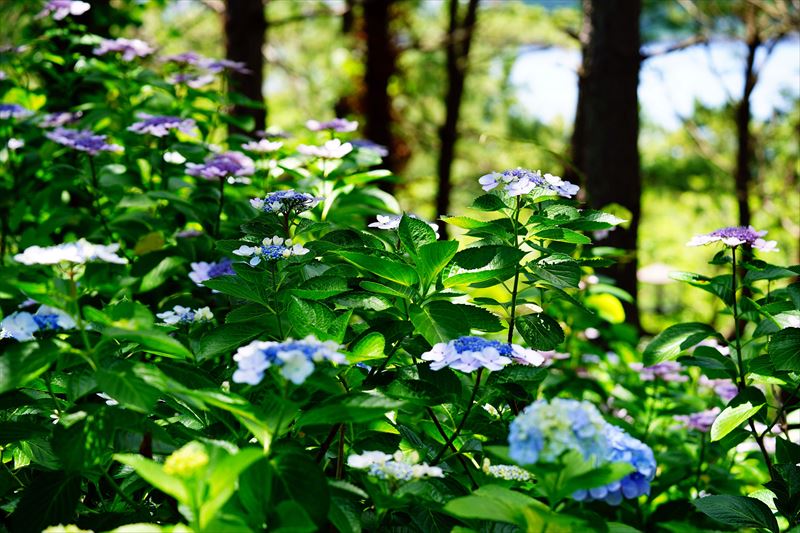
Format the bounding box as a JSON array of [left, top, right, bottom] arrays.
[[675, 407, 720, 433], [573, 425, 656, 505], [46, 127, 123, 155], [185, 151, 255, 180], [242, 139, 283, 154], [93, 38, 154, 61], [128, 114, 196, 137], [0, 103, 33, 120], [188, 258, 235, 287], [297, 139, 353, 159], [351, 139, 389, 157], [250, 190, 321, 214], [201, 58, 250, 74], [168, 73, 215, 88], [347, 450, 444, 481], [687, 226, 778, 252], [39, 111, 82, 128], [509, 398, 609, 465], [698, 376, 738, 402], [478, 168, 579, 198], [421, 336, 545, 373], [160, 52, 203, 66], [305, 118, 358, 133], [368, 214, 440, 238], [14, 239, 127, 265], [232, 335, 345, 385], [232, 236, 309, 266], [629, 361, 687, 383], [38, 0, 90, 20], [156, 305, 213, 325]]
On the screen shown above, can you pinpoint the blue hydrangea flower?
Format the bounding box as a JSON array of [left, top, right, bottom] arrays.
[[46, 127, 123, 155], [39, 111, 82, 128], [1, 306, 75, 341], [421, 335, 545, 373], [232, 336, 345, 385], [572, 425, 656, 505], [508, 399, 609, 466], [189, 258, 235, 287], [478, 168, 579, 198], [185, 151, 255, 180], [128, 115, 196, 137], [347, 450, 444, 481], [250, 190, 321, 214], [156, 305, 213, 325], [0, 103, 33, 120], [687, 225, 778, 252], [232, 236, 309, 266]]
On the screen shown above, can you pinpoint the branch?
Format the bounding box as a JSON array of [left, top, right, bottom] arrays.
[[641, 34, 708, 60]]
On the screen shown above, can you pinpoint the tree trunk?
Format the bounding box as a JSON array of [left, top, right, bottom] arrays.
[[578, 0, 642, 329], [436, 0, 480, 237], [735, 5, 760, 228], [224, 0, 267, 133]]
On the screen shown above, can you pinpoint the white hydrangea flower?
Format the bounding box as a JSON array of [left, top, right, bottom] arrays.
[[0, 312, 39, 341], [14, 239, 127, 265], [297, 139, 353, 159], [368, 214, 440, 238], [242, 139, 283, 154], [347, 450, 444, 481]]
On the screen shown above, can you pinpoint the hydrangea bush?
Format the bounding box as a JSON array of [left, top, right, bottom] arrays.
[[0, 3, 797, 533]]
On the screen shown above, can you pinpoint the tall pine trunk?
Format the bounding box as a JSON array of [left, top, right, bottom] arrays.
[[435, 0, 479, 235], [225, 0, 267, 133], [576, 0, 642, 328], [735, 4, 760, 228]]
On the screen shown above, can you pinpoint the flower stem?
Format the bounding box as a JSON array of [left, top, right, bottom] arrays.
[[507, 196, 522, 344], [87, 155, 113, 242], [431, 367, 484, 465], [215, 176, 225, 237]]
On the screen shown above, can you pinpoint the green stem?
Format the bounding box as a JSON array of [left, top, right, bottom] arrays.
[[431, 368, 484, 465], [426, 406, 478, 488], [731, 247, 746, 389], [507, 196, 522, 344], [271, 261, 284, 339], [215, 176, 225, 237], [87, 156, 113, 242]]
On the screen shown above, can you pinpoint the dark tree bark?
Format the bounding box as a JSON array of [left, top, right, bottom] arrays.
[[735, 4, 760, 228], [435, 0, 480, 236], [224, 0, 267, 133], [576, 0, 642, 328]]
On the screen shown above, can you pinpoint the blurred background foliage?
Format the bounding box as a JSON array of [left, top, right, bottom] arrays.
[[1, 0, 798, 335]]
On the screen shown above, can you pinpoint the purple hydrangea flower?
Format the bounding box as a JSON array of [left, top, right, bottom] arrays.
[[352, 139, 389, 157], [201, 58, 250, 74], [242, 138, 283, 154], [478, 168, 579, 198], [160, 52, 203, 66], [38, 0, 90, 20], [250, 190, 321, 214], [629, 361, 687, 382], [39, 111, 82, 128], [421, 335, 544, 373], [188, 258, 235, 287], [675, 407, 720, 433], [306, 118, 358, 133], [0, 103, 33, 120], [185, 151, 255, 180], [698, 376, 738, 402], [93, 38, 154, 61], [687, 226, 778, 252], [168, 72, 215, 88], [128, 114, 196, 137], [46, 127, 123, 155]]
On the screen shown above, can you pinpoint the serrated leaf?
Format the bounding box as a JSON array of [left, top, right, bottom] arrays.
[[769, 328, 800, 371], [398, 215, 437, 256], [441, 216, 489, 229], [516, 314, 564, 350], [96, 368, 161, 413], [471, 194, 509, 212], [535, 227, 591, 244], [196, 321, 266, 361], [338, 251, 419, 286], [710, 401, 764, 442], [409, 301, 470, 344], [103, 327, 194, 359], [643, 323, 719, 366], [693, 495, 778, 533], [417, 240, 459, 287]]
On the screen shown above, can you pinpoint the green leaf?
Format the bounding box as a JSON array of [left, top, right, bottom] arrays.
[[0, 340, 61, 394], [196, 321, 266, 361], [114, 454, 188, 503], [398, 215, 437, 256], [8, 472, 81, 533], [769, 328, 800, 371], [338, 251, 419, 287], [456, 304, 504, 332], [96, 368, 161, 414], [410, 301, 470, 344], [349, 332, 385, 362], [527, 256, 581, 289], [643, 323, 719, 366], [561, 462, 635, 495], [270, 447, 330, 527], [204, 276, 267, 305], [441, 216, 489, 229], [139, 256, 184, 293], [200, 448, 264, 528], [102, 327, 193, 359], [710, 401, 764, 442], [534, 227, 591, 244], [416, 240, 459, 287], [516, 314, 564, 350], [471, 194, 509, 212], [296, 394, 404, 428], [291, 276, 350, 300], [693, 495, 778, 533]]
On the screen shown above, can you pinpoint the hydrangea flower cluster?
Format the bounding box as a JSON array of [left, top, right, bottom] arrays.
[[39, 111, 82, 128], [509, 399, 609, 465], [482, 460, 533, 482], [368, 214, 440, 237], [1, 306, 76, 341], [232, 236, 309, 266], [297, 139, 353, 159], [38, 0, 90, 20], [347, 450, 444, 481], [156, 305, 213, 326], [0, 103, 33, 120], [232, 336, 345, 385], [698, 376, 738, 402], [421, 336, 545, 373], [629, 361, 687, 382], [162, 442, 209, 477], [127, 115, 196, 137], [509, 399, 656, 505], [201, 58, 249, 74], [185, 151, 255, 180], [687, 226, 778, 252], [46, 127, 123, 155], [189, 258, 235, 287], [242, 138, 283, 154], [93, 38, 154, 61], [168, 72, 215, 89], [351, 139, 389, 157], [14, 239, 128, 265], [479, 168, 580, 198], [306, 118, 358, 133], [674, 407, 720, 433], [573, 425, 657, 505], [249, 190, 321, 214]]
